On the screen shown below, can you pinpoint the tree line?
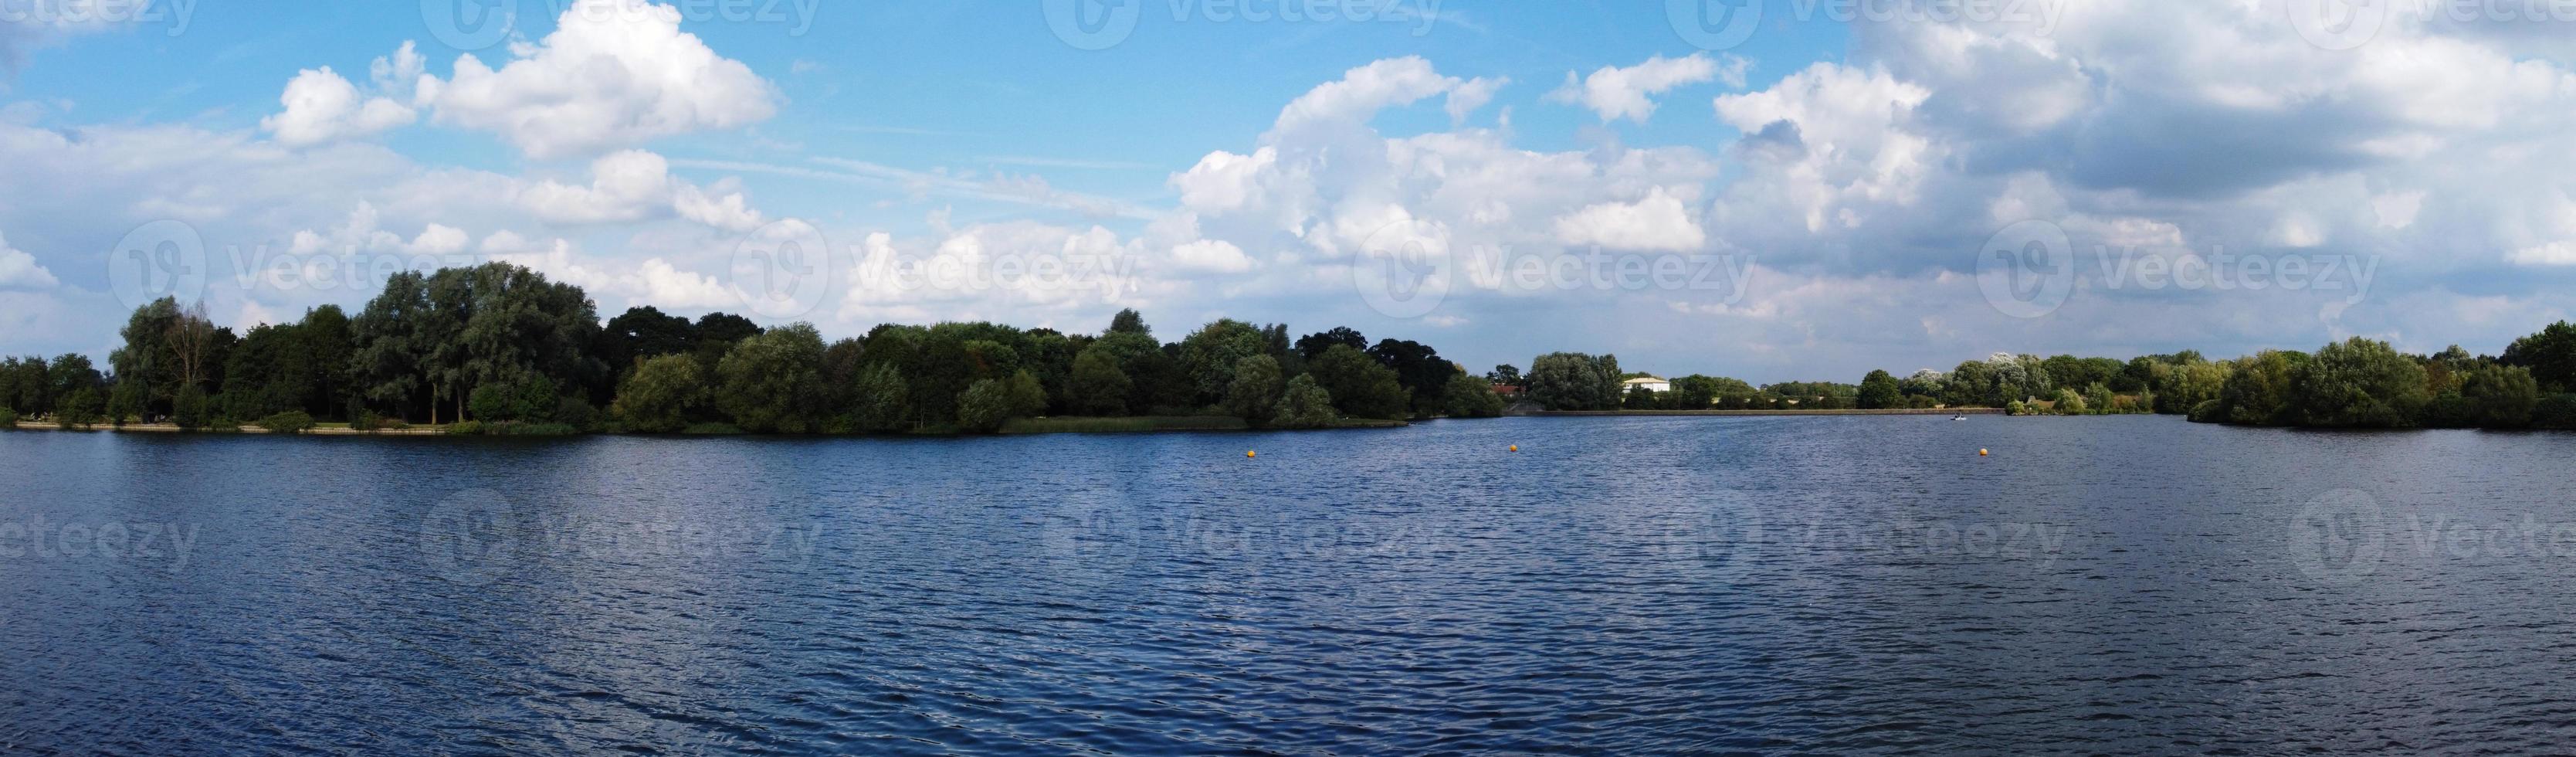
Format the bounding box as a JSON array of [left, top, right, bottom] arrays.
[[7, 262, 2574, 433], [0, 263, 1507, 434], [1475, 325, 2576, 429]]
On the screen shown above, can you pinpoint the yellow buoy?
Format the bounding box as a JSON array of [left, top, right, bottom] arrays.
[[1509, 445, 1520, 453], [1979, 449, 1990, 457], [1247, 450, 1256, 459]]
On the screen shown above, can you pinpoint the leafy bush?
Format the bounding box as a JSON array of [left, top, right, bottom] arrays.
[[2187, 399, 2225, 424], [955, 379, 1012, 433], [173, 385, 212, 431], [445, 420, 484, 436], [1442, 374, 1504, 419], [2534, 394, 2576, 430], [0, 407, 17, 428], [256, 411, 316, 434], [683, 423, 745, 435], [1272, 375, 1338, 429]]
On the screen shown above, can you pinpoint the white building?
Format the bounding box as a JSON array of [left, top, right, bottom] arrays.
[[1623, 377, 1672, 393]]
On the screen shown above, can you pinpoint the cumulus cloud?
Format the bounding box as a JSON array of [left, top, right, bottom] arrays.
[[1549, 53, 1738, 123], [1554, 187, 1707, 252], [414, 0, 777, 159], [518, 150, 764, 231], [261, 66, 418, 146], [0, 231, 59, 290]]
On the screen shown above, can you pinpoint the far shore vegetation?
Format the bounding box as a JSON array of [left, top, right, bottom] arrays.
[[4, 263, 2574, 436]]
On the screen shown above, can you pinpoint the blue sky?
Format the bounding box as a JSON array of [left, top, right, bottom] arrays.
[[2, 1, 2573, 383]]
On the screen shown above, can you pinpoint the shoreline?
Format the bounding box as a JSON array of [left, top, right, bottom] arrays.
[[1519, 408, 2008, 417], [5, 411, 1993, 438]]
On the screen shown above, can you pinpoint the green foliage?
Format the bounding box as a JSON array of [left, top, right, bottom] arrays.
[[1527, 352, 1622, 410], [612, 354, 707, 433], [1442, 373, 1504, 418], [2049, 387, 2087, 415], [0, 407, 16, 428], [1222, 355, 1283, 423], [256, 411, 317, 434], [173, 385, 212, 432], [469, 374, 558, 424], [56, 387, 103, 428], [955, 379, 1013, 433], [2084, 383, 2116, 415], [1856, 369, 1902, 409], [1365, 339, 1449, 416], [2288, 338, 2429, 428], [1067, 344, 1134, 416], [1272, 374, 1339, 429], [2187, 399, 2225, 423], [2502, 321, 2576, 392], [848, 362, 912, 433], [2005, 400, 2029, 416], [2215, 351, 2303, 426], [1181, 320, 1271, 404], [1006, 369, 1049, 418], [717, 323, 829, 433], [1309, 345, 1408, 419], [2534, 394, 2576, 429], [2459, 363, 2540, 429]]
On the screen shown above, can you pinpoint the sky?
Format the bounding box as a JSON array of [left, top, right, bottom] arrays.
[[2, 0, 2574, 384]]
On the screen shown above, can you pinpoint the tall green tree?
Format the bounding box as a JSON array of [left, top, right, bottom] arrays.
[[2502, 321, 2576, 392], [1272, 374, 1337, 429], [2290, 338, 2429, 428], [1856, 369, 1902, 409], [612, 354, 707, 433], [1309, 345, 1408, 419], [1067, 346, 1132, 416], [1222, 355, 1283, 424], [717, 323, 829, 433]]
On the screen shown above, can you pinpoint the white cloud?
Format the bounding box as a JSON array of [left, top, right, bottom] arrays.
[[414, 0, 777, 159], [1554, 187, 1707, 252], [2509, 242, 2576, 266], [1550, 53, 1734, 123], [1171, 239, 1255, 273], [519, 150, 764, 231], [261, 66, 418, 147], [0, 231, 59, 290]]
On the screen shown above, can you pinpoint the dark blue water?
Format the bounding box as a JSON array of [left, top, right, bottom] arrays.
[[4, 416, 2574, 754]]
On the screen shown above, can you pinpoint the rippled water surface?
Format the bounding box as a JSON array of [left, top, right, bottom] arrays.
[[5, 416, 2576, 754]]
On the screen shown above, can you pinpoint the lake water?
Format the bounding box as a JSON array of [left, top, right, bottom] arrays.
[[3, 416, 2574, 754]]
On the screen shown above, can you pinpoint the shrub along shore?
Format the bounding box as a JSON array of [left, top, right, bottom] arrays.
[[3, 263, 2571, 436]]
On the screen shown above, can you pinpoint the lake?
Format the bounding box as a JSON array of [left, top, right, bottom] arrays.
[[3, 416, 2574, 754]]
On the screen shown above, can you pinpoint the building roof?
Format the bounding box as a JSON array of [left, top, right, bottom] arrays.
[[1622, 377, 1669, 385]]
